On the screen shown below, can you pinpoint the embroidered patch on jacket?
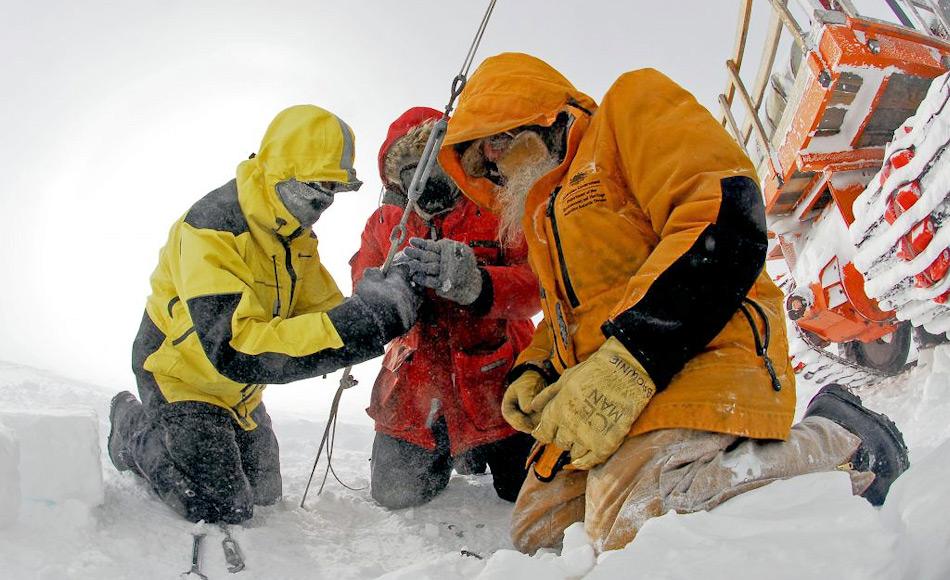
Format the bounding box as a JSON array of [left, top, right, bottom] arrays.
[[562, 171, 606, 217]]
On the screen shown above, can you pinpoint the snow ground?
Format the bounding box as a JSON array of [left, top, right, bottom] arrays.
[[1, 347, 950, 579]]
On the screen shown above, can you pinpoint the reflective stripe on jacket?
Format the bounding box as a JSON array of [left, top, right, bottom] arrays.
[[439, 54, 796, 440]]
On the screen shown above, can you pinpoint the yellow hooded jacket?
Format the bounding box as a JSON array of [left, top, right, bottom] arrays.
[[439, 54, 796, 440], [133, 105, 381, 430]]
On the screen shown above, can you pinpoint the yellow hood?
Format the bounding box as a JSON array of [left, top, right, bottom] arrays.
[[235, 104, 361, 235]]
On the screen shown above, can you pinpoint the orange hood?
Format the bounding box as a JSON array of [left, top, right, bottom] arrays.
[[439, 53, 597, 210]]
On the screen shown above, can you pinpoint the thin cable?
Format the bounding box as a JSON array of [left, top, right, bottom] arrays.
[[300, 0, 500, 508], [300, 370, 357, 507], [318, 403, 365, 494], [458, 0, 498, 79]]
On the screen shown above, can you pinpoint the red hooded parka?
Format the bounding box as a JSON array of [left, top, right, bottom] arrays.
[[350, 107, 540, 454]]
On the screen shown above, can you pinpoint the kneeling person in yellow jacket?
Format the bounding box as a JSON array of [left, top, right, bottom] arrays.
[[107, 105, 420, 524], [438, 53, 910, 553]]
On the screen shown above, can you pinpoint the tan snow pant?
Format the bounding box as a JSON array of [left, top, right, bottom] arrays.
[[511, 416, 872, 553]]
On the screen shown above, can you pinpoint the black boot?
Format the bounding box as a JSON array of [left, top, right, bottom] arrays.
[[108, 391, 144, 472], [804, 384, 910, 506]]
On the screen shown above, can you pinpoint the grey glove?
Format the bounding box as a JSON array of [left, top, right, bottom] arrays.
[[403, 237, 483, 305], [353, 267, 421, 340]]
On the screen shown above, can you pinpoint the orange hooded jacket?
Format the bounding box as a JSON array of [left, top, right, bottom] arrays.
[[439, 53, 796, 440]]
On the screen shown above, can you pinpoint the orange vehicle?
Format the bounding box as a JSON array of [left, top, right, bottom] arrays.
[[719, 0, 950, 386]]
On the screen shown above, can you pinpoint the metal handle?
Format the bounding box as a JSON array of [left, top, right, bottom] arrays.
[[180, 534, 208, 580]]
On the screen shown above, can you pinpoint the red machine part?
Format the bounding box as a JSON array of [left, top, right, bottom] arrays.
[[879, 147, 949, 295], [796, 257, 899, 343], [883, 181, 921, 225], [878, 146, 916, 186]]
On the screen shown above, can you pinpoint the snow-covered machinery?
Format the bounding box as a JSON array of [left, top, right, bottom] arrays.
[[719, 0, 950, 386]]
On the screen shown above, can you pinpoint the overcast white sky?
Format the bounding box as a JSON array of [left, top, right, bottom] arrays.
[[0, 0, 903, 413]]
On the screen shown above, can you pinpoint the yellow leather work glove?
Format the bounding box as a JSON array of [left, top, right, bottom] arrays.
[[501, 370, 548, 433], [532, 337, 656, 471]]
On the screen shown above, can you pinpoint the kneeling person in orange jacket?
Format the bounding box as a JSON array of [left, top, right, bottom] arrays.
[[437, 53, 911, 553], [351, 107, 540, 508]]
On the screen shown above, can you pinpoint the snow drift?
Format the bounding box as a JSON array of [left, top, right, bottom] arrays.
[[0, 346, 949, 579]]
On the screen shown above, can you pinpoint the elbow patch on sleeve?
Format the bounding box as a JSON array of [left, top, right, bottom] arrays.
[[602, 176, 767, 388]]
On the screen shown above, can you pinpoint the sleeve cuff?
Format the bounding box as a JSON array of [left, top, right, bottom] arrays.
[[465, 268, 494, 317], [601, 319, 668, 390], [506, 360, 559, 386], [327, 296, 389, 357]]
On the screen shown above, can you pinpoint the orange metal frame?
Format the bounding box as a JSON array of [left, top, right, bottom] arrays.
[[759, 14, 949, 345], [826, 180, 865, 226], [762, 17, 950, 214]]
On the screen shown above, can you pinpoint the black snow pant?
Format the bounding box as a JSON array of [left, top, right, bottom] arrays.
[[370, 417, 534, 509], [126, 401, 281, 524]]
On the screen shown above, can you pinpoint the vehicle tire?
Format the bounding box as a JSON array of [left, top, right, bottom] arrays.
[[842, 321, 912, 374]]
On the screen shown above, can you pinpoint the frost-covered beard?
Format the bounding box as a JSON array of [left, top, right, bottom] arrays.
[[496, 154, 559, 247]]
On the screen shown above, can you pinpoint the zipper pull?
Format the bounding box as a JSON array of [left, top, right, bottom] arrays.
[[763, 354, 781, 391]]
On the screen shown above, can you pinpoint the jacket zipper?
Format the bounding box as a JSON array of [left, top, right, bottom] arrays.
[[546, 187, 580, 308], [271, 256, 282, 316], [541, 287, 568, 369], [275, 227, 304, 314], [233, 384, 261, 427]]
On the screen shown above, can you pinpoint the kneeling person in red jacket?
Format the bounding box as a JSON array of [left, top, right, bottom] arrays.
[[350, 107, 542, 508]]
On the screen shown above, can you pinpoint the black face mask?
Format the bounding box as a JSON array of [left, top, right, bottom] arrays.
[[399, 167, 460, 217]]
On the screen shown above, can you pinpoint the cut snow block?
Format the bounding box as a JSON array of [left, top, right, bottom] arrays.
[[0, 409, 103, 508], [0, 421, 20, 527]]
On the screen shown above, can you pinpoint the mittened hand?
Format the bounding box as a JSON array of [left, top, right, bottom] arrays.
[[501, 370, 549, 433], [532, 337, 657, 471], [403, 237, 483, 305], [354, 267, 422, 338]]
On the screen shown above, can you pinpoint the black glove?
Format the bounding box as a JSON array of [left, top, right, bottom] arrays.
[[353, 267, 421, 341], [403, 237, 483, 305]]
